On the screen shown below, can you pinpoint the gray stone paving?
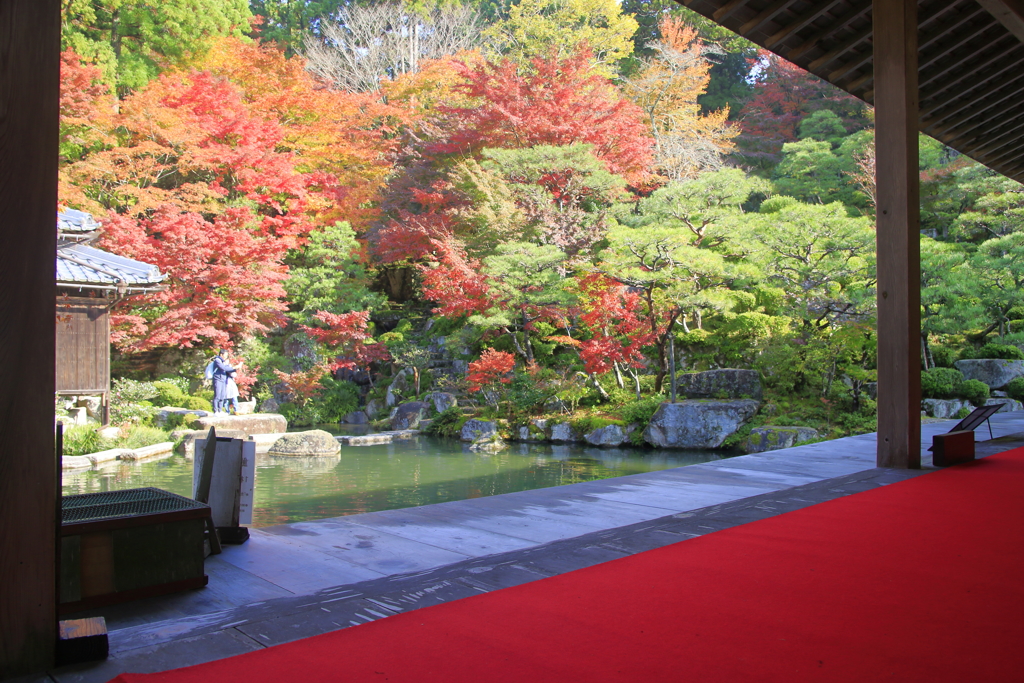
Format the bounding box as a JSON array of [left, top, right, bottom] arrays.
[[43, 411, 1024, 683]]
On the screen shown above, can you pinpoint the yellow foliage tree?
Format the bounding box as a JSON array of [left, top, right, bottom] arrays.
[[484, 0, 638, 77], [620, 17, 737, 180]]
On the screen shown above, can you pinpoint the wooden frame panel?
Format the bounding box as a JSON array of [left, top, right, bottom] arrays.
[[0, 0, 61, 675]]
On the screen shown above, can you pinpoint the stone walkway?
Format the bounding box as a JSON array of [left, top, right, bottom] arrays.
[[35, 411, 1024, 683]]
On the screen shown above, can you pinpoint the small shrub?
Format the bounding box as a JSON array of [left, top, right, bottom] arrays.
[[954, 406, 972, 420], [615, 396, 663, 431], [109, 377, 159, 426], [570, 415, 625, 435], [153, 380, 188, 407], [62, 425, 105, 456], [920, 367, 965, 399], [1006, 377, 1024, 401], [958, 379, 990, 406], [977, 343, 1024, 360], [116, 425, 172, 450], [929, 346, 957, 368], [425, 407, 466, 438], [194, 388, 214, 402], [318, 376, 360, 423], [721, 424, 752, 450], [279, 402, 324, 427], [182, 395, 212, 411]]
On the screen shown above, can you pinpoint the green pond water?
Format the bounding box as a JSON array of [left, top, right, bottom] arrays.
[[62, 433, 734, 528]]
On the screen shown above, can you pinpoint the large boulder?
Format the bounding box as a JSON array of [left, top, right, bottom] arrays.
[[258, 397, 280, 414], [922, 398, 973, 419], [196, 413, 287, 438], [584, 424, 630, 447], [515, 419, 548, 442], [954, 359, 1024, 390], [643, 400, 760, 449], [675, 369, 763, 401], [743, 426, 819, 454], [550, 422, 581, 443], [386, 370, 411, 407], [342, 411, 369, 424], [425, 392, 458, 414], [468, 432, 506, 453], [365, 398, 384, 420], [391, 401, 428, 430], [460, 419, 498, 442], [268, 430, 341, 457], [986, 398, 1023, 413]]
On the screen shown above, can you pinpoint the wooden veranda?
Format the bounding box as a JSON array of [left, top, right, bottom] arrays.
[[2, 0, 1024, 676]]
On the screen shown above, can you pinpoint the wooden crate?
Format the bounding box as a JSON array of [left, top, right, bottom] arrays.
[[60, 488, 210, 614]]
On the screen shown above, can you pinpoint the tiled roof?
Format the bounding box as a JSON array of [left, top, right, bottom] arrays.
[[57, 242, 164, 290], [57, 208, 101, 234]]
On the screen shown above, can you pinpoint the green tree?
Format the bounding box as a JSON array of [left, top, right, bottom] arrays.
[[919, 237, 980, 367], [479, 144, 627, 255], [742, 196, 875, 329], [62, 0, 252, 93], [470, 242, 573, 363], [631, 168, 766, 249], [598, 223, 737, 391], [484, 0, 638, 76], [284, 222, 386, 326]]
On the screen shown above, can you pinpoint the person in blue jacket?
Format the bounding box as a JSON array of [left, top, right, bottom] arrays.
[[211, 348, 236, 414]]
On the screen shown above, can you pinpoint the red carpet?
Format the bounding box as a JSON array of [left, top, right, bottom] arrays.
[[111, 448, 1024, 682]]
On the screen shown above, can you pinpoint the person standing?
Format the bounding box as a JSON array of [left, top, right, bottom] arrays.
[[211, 348, 235, 414], [224, 372, 240, 415]]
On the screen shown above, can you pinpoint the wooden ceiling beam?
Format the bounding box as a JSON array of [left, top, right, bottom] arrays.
[[712, 0, 748, 23], [846, 71, 874, 93], [976, 0, 1024, 41], [766, 0, 844, 48], [962, 116, 1024, 157], [941, 106, 1024, 150], [918, 6, 987, 54], [787, 3, 870, 60], [919, 35, 1017, 90], [984, 136, 1024, 166], [739, 0, 799, 37], [920, 45, 1024, 118], [930, 86, 1024, 145], [829, 47, 873, 81], [808, 24, 872, 72], [919, 16, 998, 71], [922, 69, 1024, 131]]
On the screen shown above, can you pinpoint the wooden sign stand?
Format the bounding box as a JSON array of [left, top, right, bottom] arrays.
[[194, 430, 256, 545]]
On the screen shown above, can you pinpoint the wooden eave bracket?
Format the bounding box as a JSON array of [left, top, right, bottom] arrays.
[[977, 0, 1024, 42]]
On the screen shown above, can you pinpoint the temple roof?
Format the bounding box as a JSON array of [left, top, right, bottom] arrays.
[[56, 210, 164, 291]]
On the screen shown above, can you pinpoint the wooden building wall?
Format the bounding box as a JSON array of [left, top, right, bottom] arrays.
[[56, 297, 110, 395]]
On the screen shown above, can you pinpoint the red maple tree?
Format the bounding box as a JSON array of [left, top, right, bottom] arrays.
[[466, 349, 516, 393], [436, 47, 655, 185], [301, 310, 391, 371]]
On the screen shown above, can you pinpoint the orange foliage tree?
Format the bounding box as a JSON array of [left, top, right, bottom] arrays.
[[620, 17, 736, 180]]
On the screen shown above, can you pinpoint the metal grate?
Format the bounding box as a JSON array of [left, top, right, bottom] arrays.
[[62, 487, 207, 525]]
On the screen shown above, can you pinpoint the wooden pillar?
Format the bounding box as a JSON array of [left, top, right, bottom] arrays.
[[0, 0, 61, 676], [874, 0, 921, 469]]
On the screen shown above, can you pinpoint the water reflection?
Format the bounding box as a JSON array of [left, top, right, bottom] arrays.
[[63, 436, 732, 527]]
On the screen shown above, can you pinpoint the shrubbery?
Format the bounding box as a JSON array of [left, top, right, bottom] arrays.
[[920, 367, 965, 399], [62, 425, 104, 456], [959, 379, 990, 406], [425, 407, 465, 438], [318, 376, 360, 422], [962, 343, 1024, 360], [1007, 377, 1024, 401]]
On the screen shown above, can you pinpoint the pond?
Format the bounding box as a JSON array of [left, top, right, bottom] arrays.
[[62, 434, 736, 527]]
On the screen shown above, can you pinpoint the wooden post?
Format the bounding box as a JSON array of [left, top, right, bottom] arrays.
[[874, 0, 921, 469], [0, 0, 61, 675]]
